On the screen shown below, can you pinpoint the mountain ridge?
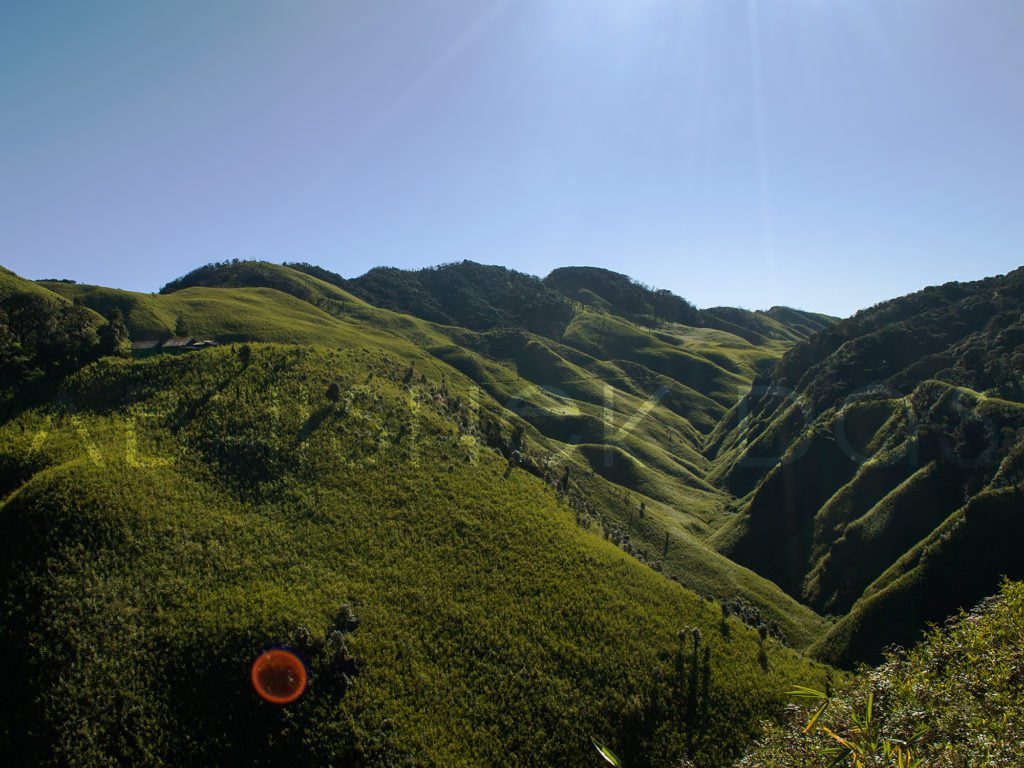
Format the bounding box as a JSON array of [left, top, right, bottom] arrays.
[[39, 261, 832, 650], [4, 256, 1022, 765]]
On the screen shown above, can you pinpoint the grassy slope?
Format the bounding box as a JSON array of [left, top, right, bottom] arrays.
[[742, 579, 1024, 766], [38, 280, 445, 360], [706, 267, 1024, 665], [44, 265, 829, 650], [561, 313, 751, 410], [2, 268, 81, 304], [0, 346, 829, 768], [811, 485, 1024, 667]]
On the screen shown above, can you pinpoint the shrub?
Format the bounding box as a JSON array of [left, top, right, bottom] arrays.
[[741, 580, 1024, 767]]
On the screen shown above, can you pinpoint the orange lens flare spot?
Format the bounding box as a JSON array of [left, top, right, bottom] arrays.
[[250, 649, 307, 704]]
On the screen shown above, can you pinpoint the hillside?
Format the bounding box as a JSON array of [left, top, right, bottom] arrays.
[[0, 269, 106, 406], [742, 579, 1024, 766], [0, 338, 829, 767], [709, 267, 1024, 665], [544, 266, 701, 327], [543, 266, 833, 346], [40, 259, 1024, 671], [10, 257, 1024, 765], [57, 260, 833, 650]]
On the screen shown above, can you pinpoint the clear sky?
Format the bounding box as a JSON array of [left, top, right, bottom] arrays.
[[2, 1, 1022, 316]]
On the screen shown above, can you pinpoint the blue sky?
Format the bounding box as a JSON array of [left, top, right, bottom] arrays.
[[2, 1, 1022, 316]]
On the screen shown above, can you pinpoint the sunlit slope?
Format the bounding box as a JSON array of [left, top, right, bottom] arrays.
[[0, 346, 828, 768], [38, 263, 830, 649], [561, 313, 754, 410], [742, 579, 1024, 766], [710, 267, 1024, 497], [44, 280, 387, 341], [40, 273, 457, 355], [542, 266, 834, 345], [811, 487, 1024, 668], [544, 266, 701, 326], [697, 307, 799, 346], [120, 261, 833, 643], [2, 267, 94, 307]]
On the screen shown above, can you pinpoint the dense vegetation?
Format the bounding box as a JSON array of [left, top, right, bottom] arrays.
[[0, 267, 131, 409], [710, 267, 1024, 665], [0, 341, 828, 767], [742, 579, 1024, 767], [544, 266, 702, 327], [49, 262, 831, 650], [286, 260, 578, 337], [7, 257, 1023, 765]]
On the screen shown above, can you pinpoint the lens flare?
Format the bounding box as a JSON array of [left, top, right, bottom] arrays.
[[250, 648, 308, 705]]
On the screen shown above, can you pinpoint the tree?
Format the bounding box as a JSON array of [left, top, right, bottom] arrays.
[[174, 316, 188, 336], [1, 294, 98, 378], [326, 381, 342, 403], [98, 308, 131, 358]]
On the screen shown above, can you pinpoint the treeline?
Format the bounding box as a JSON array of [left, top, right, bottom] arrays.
[[0, 292, 129, 390], [765, 266, 1024, 413]]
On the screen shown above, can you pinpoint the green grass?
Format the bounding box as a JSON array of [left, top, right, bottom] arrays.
[[742, 579, 1024, 766], [811, 486, 1024, 667], [712, 373, 1024, 664], [2, 267, 89, 307], [0, 346, 828, 767], [562, 313, 751, 409], [39, 280, 448, 361], [802, 460, 969, 615], [10, 258, 1023, 763], [39, 264, 830, 652]]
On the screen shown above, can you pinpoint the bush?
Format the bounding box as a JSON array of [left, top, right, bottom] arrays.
[[741, 580, 1024, 767]]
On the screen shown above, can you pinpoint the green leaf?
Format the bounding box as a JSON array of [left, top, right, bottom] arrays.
[[787, 685, 828, 700], [591, 737, 623, 767], [803, 700, 829, 733]]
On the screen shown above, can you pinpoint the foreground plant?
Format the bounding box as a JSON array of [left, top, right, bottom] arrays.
[[740, 579, 1024, 767]]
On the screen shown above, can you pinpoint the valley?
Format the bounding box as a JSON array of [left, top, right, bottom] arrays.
[[2, 260, 1022, 766]]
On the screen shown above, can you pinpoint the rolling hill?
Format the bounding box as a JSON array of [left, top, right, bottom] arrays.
[[44, 262, 833, 650], [5, 257, 1023, 765], [2, 264, 837, 767]]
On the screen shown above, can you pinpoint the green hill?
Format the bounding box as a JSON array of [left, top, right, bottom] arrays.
[[741, 578, 1024, 766], [14, 256, 1024, 763], [542, 266, 833, 345], [710, 267, 1024, 665], [0, 269, 106, 405], [59, 261, 830, 650], [291, 260, 577, 337], [47, 259, 1024, 672], [543, 266, 701, 326], [0, 340, 829, 767]]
